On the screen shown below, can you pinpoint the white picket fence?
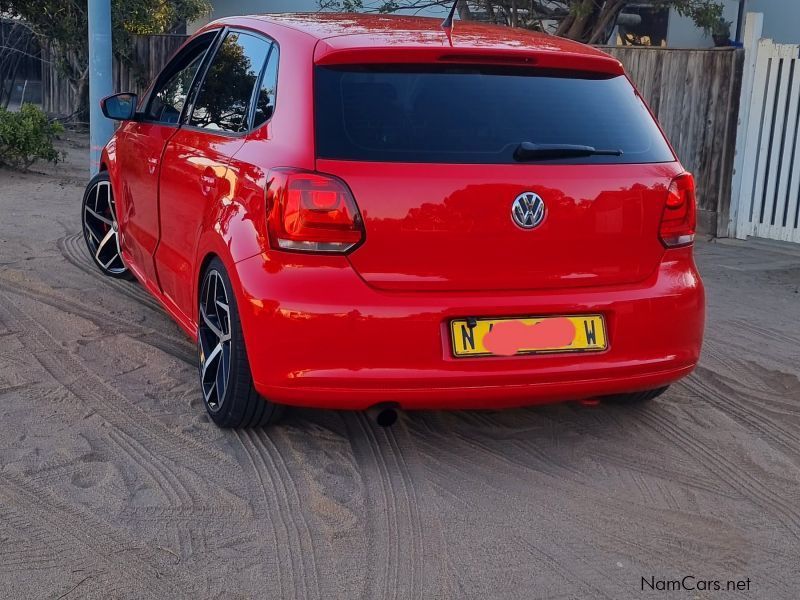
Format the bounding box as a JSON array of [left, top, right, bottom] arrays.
[[730, 13, 800, 243]]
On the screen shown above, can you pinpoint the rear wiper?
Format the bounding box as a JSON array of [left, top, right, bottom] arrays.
[[513, 142, 623, 161]]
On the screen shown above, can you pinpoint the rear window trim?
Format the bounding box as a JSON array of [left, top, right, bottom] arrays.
[[314, 63, 676, 166]]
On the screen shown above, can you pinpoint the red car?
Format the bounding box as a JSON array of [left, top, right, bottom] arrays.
[[83, 13, 704, 428]]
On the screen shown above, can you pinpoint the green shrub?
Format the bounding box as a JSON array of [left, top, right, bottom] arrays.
[[0, 104, 64, 171]]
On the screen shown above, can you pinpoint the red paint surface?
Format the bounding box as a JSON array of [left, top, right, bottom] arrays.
[[100, 13, 705, 410], [484, 319, 576, 357], [323, 161, 680, 292]]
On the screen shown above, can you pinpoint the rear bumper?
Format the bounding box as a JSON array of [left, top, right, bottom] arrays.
[[233, 247, 705, 410]]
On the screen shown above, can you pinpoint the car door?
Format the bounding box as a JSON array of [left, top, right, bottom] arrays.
[[156, 30, 276, 322], [115, 30, 218, 285]]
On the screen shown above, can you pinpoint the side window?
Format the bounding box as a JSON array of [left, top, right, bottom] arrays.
[[189, 31, 272, 133], [145, 32, 216, 124], [253, 45, 279, 128]]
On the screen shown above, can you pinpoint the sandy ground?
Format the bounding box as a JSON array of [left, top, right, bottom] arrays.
[[1, 133, 799, 600]]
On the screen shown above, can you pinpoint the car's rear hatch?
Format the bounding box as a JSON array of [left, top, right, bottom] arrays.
[[313, 46, 679, 293]]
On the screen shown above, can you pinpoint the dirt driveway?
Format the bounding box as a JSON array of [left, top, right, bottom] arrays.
[[1, 136, 799, 599]]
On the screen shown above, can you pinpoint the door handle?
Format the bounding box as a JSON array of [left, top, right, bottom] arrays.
[[147, 157, 158, 175], [200, 168, 218, 197]]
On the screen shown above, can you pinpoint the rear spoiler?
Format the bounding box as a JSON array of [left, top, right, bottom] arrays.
[[314, 41, 624, 76]]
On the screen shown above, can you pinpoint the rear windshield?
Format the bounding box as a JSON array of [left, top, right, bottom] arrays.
[[314, 65, 674, 165]]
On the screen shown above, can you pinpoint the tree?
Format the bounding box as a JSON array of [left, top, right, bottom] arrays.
[[317, 1, 724, 45], [186, 36, 254, 130], [0, 0, 210, 118], [0, 19, 37, 108]]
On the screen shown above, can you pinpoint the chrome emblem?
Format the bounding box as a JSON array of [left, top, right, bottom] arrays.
[[511, 192, 545, 229]]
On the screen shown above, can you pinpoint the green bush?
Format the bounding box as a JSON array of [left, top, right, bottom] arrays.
[[0, 104, 64, 171]]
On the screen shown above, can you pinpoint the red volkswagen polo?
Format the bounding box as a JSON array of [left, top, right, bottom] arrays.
[[82, 13, 704, 428]]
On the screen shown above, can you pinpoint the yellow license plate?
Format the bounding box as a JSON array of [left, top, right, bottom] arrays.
[[450, 315, 607, 357]]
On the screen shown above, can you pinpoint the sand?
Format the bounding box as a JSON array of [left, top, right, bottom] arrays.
[[1, 132, 799, 598]]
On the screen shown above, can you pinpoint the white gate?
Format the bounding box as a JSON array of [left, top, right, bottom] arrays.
[[731, 14, 800, 243]]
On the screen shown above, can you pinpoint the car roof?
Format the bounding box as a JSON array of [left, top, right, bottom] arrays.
[[214, 13, 616, 63]]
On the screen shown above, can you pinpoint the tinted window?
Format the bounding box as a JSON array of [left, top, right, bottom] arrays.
[[315, 65, 674, 164], [146, 33, 216, 124], [253, 45, 279, 128], [189, 32, 272, 133]]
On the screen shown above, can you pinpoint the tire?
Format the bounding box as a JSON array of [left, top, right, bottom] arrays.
[[81, 172, 131, 279], [197, 257, 284, 428], [602, 386, 669, 405]]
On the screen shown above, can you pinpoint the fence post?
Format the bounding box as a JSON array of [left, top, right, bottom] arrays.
[[88, 0, 114, 176], [728, 12, 764, 238]]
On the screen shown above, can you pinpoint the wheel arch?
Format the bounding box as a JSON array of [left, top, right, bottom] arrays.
[[99, 143, 117, 177], [97, 144, 125, 230], [194, 244, 260, 384], [193, 235, 244, 330], [197, 252, 220, 298]]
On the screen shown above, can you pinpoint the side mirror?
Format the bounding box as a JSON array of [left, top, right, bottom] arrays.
[[101, 93, 138, 121]]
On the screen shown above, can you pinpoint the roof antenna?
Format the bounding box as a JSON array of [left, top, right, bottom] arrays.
[[441, 0, 459, 46], [441, 0, 459, 30]]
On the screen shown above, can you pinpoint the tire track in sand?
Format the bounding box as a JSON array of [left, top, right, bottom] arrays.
[[343, 413, 426, 600], [0, 288, 253, 577], [256, 428, 326, 599], [108, 427, 191, 509], [58, 232, 161, 310], [633, 405, 800, 543], [0, 290, 243, 494], [0, 470, 186, 598], [0, 274, 193, 366], [233, 429, 293, 600], [409, 413, 613, 599], [682, 364, 800, 464], [231, 427, 333, 599]]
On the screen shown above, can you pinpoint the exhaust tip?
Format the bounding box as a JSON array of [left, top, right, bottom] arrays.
[[367, 404, 399, 427]]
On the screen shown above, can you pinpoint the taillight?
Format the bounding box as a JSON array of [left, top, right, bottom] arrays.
[[266, 169, 364, 253], [659, 173, 696, 248]]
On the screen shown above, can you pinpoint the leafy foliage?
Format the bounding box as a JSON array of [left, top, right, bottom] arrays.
[[0, 103, 63, 170], [317, 0, 725, 44], [0, 0, 211, 116], [188, 36, 253, 130]]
